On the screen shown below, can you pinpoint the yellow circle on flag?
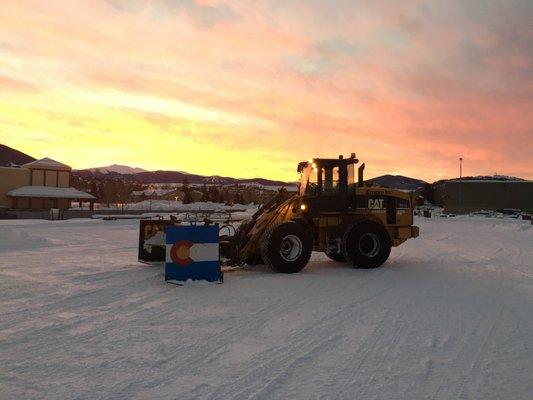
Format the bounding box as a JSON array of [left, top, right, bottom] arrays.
[[176, 245, 190, 260]]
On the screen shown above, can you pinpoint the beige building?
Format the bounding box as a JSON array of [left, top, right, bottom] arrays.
[[0, 158, 95, 210]]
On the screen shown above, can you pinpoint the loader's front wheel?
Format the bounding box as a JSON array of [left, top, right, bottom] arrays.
[[261, 222, 312, 273], [341, 220, 391, 269]]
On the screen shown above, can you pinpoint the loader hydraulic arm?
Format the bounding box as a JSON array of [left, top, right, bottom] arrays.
[[219, 191, 296, 265]]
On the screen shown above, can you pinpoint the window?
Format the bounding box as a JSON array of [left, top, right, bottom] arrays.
[[323, 167, 340, 194], [347, 163, 354, 186], [306, 167, 321, 195], [299, 164, 320, 195], [397, 198, 410, 209]]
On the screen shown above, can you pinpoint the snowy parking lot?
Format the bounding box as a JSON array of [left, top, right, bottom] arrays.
[[1, 217, 532, 399]]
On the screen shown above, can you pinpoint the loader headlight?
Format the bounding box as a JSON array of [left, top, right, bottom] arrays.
[[300, 204, 307, 211]]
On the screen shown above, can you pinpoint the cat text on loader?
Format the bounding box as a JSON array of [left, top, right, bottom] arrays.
[[220, 154, 419, 273]]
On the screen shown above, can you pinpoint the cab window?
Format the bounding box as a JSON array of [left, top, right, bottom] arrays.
[[347, 163, 354, 186], [306, 167, 321, 195], [299, 165, 321, 195], [323, 167, 340, 195]]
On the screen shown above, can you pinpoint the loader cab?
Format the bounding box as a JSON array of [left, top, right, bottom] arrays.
[[297, 154, 357, 211]]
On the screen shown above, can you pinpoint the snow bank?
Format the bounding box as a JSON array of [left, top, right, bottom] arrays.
[[90, 206, 257, 222], [0, 226, 53, 251], [132, 188, 174, 196], [123, 200, 256, 212]]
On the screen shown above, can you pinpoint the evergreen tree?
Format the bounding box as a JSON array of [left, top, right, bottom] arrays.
[[182, 178, 193, 204], [422, 183, 434, 204], [208, 186, 220, 203], [201, 184, 209, 202], [183, 189, 193, 204]]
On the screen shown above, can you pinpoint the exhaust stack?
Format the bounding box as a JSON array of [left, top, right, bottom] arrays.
[[358, 163, 365, 187]]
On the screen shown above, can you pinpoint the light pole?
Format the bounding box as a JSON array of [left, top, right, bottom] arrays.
[[459, 157, 463, 213]]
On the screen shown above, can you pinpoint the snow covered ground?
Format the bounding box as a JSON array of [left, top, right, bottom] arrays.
[[0, 217, 531, 399]]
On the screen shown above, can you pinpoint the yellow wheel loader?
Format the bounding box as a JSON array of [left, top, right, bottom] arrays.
[[220, 154, 419, 272]]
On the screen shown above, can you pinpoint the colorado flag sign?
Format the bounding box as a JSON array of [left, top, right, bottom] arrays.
[[165, 225, 222, 283]]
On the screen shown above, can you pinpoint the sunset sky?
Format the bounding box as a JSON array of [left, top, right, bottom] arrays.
[[0, 0, 531, 182]]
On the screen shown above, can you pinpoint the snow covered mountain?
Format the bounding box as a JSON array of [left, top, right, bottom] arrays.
[[75, 167, 294, 187], [88, 164, 148, 174]]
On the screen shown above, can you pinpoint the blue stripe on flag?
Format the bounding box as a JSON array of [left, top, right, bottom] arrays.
[[165, 260, 221, 282], [166, 225, 219, 244]]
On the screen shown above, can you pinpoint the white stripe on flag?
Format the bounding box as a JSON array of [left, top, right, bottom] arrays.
[[166, 243, 219, 263]]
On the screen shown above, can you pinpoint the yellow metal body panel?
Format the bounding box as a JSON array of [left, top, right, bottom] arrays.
[[239, 185, 419, 261]]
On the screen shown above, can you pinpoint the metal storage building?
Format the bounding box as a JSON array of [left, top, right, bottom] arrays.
[[433, 180, 533, 214]]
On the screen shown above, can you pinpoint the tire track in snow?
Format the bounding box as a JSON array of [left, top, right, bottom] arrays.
[[194, 269, 394, 400], [108, 268, 370, 397], [177, 267, 389, 365], [429, 246, 508, 400], [327, 307, 398, 399], [354, 299, 419, 399]]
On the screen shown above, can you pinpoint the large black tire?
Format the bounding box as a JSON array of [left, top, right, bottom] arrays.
[[325, 250, 346, 262], [341, 220, 391, 269], [261, 221, 313, 273]]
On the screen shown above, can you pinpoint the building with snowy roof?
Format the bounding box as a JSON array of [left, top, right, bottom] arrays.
[[0, 158, 95, 210]]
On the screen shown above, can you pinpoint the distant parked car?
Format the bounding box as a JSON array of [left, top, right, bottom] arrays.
[[496, 208, 522, 216], [470, 210, 494, 218]]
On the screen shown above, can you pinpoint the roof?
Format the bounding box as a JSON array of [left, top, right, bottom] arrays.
[[22, 157, 71, 171], [446, 180, 532, 184], [7, 186, 96, 200]]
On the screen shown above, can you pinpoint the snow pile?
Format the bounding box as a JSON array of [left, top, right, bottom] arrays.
[[0, 226, 53, 251], [71, 201, 260, 213], [125, 200, 257, 212], [132, 188, 174, 197], [139, 207, 256, 222]]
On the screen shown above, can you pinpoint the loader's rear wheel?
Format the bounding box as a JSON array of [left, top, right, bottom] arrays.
[[325, 250, 346, 262], [261, 222, 312, 273], [341, 220, 391, 269]]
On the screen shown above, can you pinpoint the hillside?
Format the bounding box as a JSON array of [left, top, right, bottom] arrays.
[[0, 144, 35, 167], [75, 168, 293, 187], [364, 174, 427, 191], [2, 144, 431, 189]]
